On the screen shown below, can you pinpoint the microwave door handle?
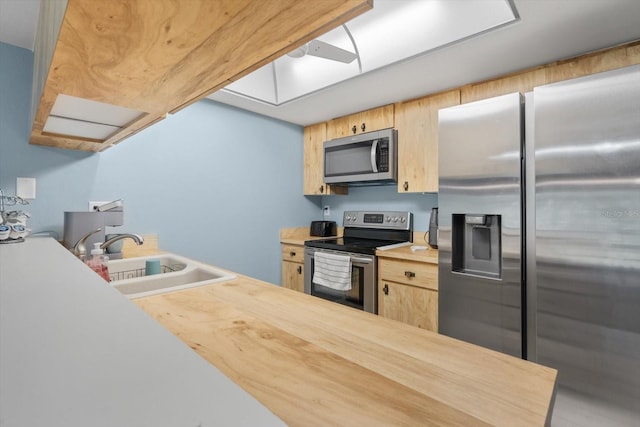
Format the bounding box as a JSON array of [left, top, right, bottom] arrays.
[[370, 139, 379, 173]]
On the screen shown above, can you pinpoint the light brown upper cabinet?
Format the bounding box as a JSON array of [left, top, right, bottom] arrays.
[[30, 0, 372, 152], [303, 123, 348, 195], [326, 104, 394, 140], [395, 90, 460, 193]]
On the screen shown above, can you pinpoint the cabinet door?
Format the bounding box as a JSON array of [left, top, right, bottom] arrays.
[[326, 115, 356, 140], [303, 123, 348, 196], [378, 280, 438, 332], [282, 261, 305, 292], [326, 104, 394, 139], [359, 104, 394, 134], [396, 90, 459, 193]]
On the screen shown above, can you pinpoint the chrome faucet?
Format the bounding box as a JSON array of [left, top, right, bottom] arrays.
[[100, 233, 144, 251], [72, 228, 102, 258]]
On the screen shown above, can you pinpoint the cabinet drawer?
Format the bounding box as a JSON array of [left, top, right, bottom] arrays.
[[281, 244, 304, 263], [378, 258, 438, 290]]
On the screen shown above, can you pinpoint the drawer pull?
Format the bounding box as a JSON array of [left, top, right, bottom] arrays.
[[404, 271, 416, 278], [297, 265, 302, 274], [290, 251, 296, 257], [383, 284, 389, 295]]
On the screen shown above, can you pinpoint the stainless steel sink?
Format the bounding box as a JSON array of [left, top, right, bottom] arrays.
[[108, 254, 236, 299]]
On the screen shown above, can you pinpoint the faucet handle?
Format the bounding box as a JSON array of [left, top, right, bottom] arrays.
[[73, 228, 102, 258]]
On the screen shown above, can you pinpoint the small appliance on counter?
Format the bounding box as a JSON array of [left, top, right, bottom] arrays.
[[309, 220, 337, 237]]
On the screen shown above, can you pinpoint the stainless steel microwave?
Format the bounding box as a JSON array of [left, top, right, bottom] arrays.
[[323, 128, 397, 184]]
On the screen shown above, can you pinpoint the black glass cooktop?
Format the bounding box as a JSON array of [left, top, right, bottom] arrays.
[[305, 237, 401, 255], [305, 212, 413, 255]]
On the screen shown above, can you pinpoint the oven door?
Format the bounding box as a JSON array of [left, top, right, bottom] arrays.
[[304, 247, 377, 313]]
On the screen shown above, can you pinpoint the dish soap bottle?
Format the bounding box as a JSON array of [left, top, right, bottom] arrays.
[[86, 242, 110, 282]]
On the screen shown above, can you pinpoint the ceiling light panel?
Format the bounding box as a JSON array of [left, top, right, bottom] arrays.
[[219, 0, 517, 106], [50, 94, 143, 127], [43, 116, 121, 140], [226, 63, 279, 104], [43, 94, 145, 141], [275, 25, 360, 103], [348, 0, 516, 72]]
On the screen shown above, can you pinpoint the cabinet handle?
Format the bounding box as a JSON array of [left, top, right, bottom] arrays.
[[351, 125, 357, 134], [383, 284, 389, 295], [361, 122, 366, 132], [297, 265, 302, 274], [319, 185, 324, 193], [403, 181, 409, 191], [290, 251, 296, 257], [404, 271, 416, 278]]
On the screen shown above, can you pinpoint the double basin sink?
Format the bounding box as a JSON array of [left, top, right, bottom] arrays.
[[108, 254, 236, 299]]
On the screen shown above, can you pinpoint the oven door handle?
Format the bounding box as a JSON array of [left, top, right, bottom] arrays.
[[351, 256, 374, 264]]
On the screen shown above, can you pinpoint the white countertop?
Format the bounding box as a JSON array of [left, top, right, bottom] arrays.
[[0, 237, 285, 427]]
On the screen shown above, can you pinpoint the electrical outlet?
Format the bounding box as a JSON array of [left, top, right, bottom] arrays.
[[88, 201, 110, 211], [323, 205, 330, 217]]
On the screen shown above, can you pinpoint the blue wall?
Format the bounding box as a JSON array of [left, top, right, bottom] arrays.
[[1, 42, 436, 283], [322, 185, 437, 244], [0, 42, 320, 284]]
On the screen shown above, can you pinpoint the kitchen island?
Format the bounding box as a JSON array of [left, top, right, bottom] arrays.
[[1, 238, 557, 426], [0, 238, 284, 427]]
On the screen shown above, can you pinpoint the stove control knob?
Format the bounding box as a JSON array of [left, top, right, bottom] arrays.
[[386, 216, 391, 222], [346, 216, 352, 221], [400, 217, 406, 223], [393, 216, 398, 222]]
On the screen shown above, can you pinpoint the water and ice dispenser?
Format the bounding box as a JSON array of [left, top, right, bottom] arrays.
[[451, 214, 502, 279]]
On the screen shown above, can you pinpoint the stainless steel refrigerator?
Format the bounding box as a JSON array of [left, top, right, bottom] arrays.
[[438, 65, 640, 426]]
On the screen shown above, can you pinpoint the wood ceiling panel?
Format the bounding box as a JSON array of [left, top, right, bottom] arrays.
[[30, 0, 372, 152]]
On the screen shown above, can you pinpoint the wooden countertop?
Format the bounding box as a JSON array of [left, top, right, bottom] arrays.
[[376, 242, 439, 264], [136, 274, 557, 426], [280, 226, 343, 246]]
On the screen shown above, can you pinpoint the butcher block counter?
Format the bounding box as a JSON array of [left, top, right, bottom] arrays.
[[136, 276, 558, 426], [2, 237, 557, 426]]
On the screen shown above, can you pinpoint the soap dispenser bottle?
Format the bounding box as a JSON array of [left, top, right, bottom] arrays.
[[86, 242, 110, 282]]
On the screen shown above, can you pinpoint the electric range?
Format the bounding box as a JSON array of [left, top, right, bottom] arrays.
[[303, 210, 413, 313]]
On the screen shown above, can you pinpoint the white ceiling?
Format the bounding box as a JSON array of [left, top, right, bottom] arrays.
[[222, 1, 518, 106], [2, 0, 640, 127]]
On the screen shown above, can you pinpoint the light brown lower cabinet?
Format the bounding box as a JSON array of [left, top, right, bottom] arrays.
[[282, 261, 304, 292], [378, 280, 438, 332], [377, 257, 438, 332], [281, 243, 305, 292]]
